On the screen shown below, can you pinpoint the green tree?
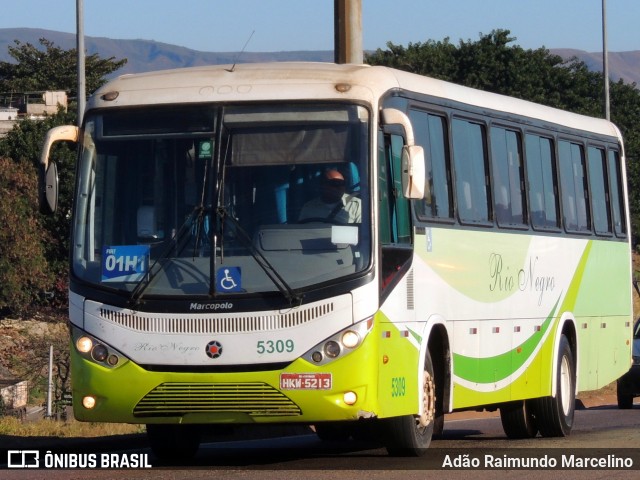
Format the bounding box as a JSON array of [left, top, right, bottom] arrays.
[[0, 38, 127, 96], [0, 156, 51, 315], [366, 29, 640, 243], [0, 39, 126, 315]]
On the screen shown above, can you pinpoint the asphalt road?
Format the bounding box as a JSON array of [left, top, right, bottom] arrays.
[[2, 397, 640, 479]]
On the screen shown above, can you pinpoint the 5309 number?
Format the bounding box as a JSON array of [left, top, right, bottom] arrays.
[[391, 376, 406, 397], [257, 339, 294, 354]]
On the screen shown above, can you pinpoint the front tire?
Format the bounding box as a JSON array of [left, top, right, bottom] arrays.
[[533, 335, 575, 437], [383, 350, 435, 456]]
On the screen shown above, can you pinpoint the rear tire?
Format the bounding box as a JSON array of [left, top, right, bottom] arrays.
[[146, 424, 201, 463], [533, 335, 575, 437], [500, 400, 538, 438], [383, 350, 435, 456], [617, 386, 634, 409]]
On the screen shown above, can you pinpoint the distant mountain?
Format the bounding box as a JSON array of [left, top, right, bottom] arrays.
[[0, 28, 638, 86], [551, 48, 640, 86], [0, 28, 334, 76]]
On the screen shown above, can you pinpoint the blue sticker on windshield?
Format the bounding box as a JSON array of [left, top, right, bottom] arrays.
[[216, 267, 242, 292], [102, 245, 150, 283]]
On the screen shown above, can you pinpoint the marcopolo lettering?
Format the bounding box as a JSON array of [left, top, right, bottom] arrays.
[[189, 302, 233, 311]]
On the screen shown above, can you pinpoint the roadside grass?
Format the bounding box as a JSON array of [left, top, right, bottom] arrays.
[[0, 416, 144, 438]]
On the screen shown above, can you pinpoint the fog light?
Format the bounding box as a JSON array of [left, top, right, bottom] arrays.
[[311, 351, 323, 363], [324, 341, 341, 358], [92, 344, 108, 362], [342, 330, 360, 348], [76, 336, 93, 353], [82, 396, 96, 409], [343, 391, 357, 405], [107, 354, 119, 366]]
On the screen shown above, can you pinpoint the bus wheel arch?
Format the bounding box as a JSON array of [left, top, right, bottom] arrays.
[[425, 322, 450, 437], [533, 316, 578, 437], [382, 348, 435, 456], [380, 319, 450, 456]]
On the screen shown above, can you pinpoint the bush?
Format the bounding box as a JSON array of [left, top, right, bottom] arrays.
[[0, 157, 51, 315]]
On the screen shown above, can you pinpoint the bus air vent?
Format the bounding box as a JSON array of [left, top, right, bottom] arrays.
[[133, 382, 302, 417], [99, 302, 335, 334], [406, 269, 415, 310]]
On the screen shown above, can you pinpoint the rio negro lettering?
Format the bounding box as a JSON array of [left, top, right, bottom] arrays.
[[488, 253, 555, 306]]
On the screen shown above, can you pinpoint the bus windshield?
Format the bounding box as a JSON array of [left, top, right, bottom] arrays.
[[72, 103, 371, 299]]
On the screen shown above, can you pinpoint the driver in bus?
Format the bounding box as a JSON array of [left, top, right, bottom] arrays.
[[298, 169, 361, 223]]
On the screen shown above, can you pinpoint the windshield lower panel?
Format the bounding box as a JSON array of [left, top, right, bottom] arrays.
[[73, 103, 371, 299]]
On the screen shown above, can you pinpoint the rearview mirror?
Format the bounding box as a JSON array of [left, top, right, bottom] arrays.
[[402, 145, 426, 199], [38, 125, 79, 214], [39, 161, 59, 214], [381, 108, 426, 200]]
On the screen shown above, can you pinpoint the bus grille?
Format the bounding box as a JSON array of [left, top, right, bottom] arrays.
[[99, 302, 334, 334], [133, 382, 302, 417]]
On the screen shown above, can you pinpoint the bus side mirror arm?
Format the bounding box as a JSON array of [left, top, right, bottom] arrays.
[[39, 125, 79, 214], [380, 108, 426, 200]]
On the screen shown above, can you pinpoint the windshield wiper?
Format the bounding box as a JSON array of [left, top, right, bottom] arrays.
[[128, 205, 205, 307], [216, 206, 303, 307]]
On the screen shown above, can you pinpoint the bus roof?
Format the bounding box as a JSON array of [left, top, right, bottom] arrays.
[[89, 62, 620, 139]]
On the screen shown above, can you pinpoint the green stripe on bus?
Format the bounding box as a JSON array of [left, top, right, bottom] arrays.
[[452, 297, 559, 383]]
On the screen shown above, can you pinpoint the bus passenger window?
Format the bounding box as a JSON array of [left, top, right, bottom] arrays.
[[409, 109, 453, 220], [490, 127, 525, 226], [452, 119, 490, 224], [558, 141, 591, 233], [587, 146, 612, 235], [608, 150, 626, 237], [525, 135, 559, 229]]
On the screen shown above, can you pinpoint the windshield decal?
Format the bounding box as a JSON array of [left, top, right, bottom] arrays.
[[102, 245, 150, 283], [216, 266, 242, 292]]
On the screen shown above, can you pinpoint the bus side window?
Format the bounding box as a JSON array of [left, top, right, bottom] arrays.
[[378, 131, 412, 290], [525, 134, 559, 229], [490, 127, 526, 227], [559, 140, 591, 233], [608, 149, 626, 237], [452, 119, 490, 224], [587, 146, 612, 236], [409, 109, 453, 220]]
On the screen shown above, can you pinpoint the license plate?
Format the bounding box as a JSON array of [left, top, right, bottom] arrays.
[[280, 373, 332, 390]]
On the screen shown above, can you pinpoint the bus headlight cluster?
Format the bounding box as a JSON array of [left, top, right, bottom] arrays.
[[74, 329, 123, 368], [304, 317, 373, 366]]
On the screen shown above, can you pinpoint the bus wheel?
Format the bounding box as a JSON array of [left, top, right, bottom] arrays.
[[533, 335, 576, 437], [383, 350, 435, 456], [146, 424, 201, 463], [499, 400, 538, 438]]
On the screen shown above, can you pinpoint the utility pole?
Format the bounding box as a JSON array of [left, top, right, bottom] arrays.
[[334, 0, 363, 64], [46, 345, 53, 418], [76, 0, 86, 126], [602, 0, 610, 120]]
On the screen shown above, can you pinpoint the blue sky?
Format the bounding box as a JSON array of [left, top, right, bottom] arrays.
[[1, 1, 638, 53]]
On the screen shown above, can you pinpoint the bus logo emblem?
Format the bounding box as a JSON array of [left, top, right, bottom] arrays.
[[205, 340, 223, 359]]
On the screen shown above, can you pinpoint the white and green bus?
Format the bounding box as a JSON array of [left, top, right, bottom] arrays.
[[40, 62, 633, 459]]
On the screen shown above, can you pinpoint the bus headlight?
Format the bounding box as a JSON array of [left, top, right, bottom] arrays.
[[341, 330, 360, 348], [72, 327, 127, 369], [303, 317, 373, 366], [324, 341, 341, 358], [91, 344, 109, 362], [76, 336, 93, 353], [82, 395, 97, 409]]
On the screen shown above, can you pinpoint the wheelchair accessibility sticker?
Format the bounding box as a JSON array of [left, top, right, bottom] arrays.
[[216, 267, 242, 292]]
